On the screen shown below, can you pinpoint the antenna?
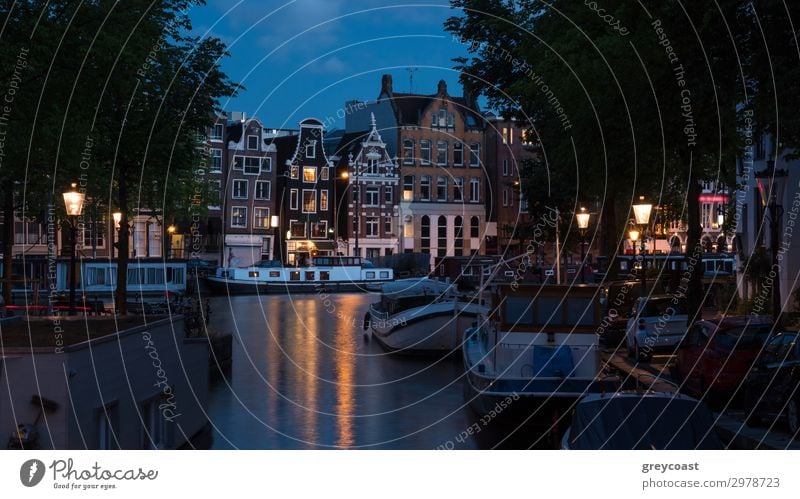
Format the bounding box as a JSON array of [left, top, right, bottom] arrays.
[[406, 67, 418, 93]]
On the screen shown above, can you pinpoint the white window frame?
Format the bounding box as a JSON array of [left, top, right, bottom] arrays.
[[208, 179, 222, 209], [453, 142, 463, 166], [254, 180, 271, 201], [231, 206, 248, 228], [320, 189, 329, 211], [247, 135, 259, 150], [243, 157, 261, 175], [261, 156, 272, 172], [303, 166, 317, 183], [302, 189, 316, 213], [290, 189, 299, 210], [502, 159, 508, 176], [232, 179, 249, 199], [365, 217, 379, 237], [403, 140, 415, 165], [470, 178, 480, 202], [365, 186, 380, 207], [311, 220, 328, 239], [210, 148, 222, 173], [436, 140, 448, 166], [469, 143, 481, 167], [503, 188, 509, 207], [420, 140, 431, 165], [384, 185, 393, 204], [321, 166, 329, 180], [454, 177, 464, 202], [305, 140, 316, 158], [253, 207, 270, 229], [437, 176, 448, 202], [211, 123, 224, 141], [420, 175, 431, 201]]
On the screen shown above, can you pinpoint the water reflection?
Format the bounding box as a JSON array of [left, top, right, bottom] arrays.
[[207, 293, 549, 449]]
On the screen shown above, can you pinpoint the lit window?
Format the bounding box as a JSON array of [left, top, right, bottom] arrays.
[[320, 190, 328, 211], [231, 207, 247, 228], [303, 167, 317, 183], [290, 165, 299, 179], [403, 175, 414, 201], [302, 190, 316, 213], [254, 207, 270, 228], [321, 167, 329, 180]]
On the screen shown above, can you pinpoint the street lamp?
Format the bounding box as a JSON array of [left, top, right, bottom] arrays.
[[112, 212, 121, 259], [629, 225, 640, 278], [755, 157, 788, 321], [270, 215, 279, 261], [62, 183, 85, 316], [632, 196, 652, 294], [575, 207, 590, 283], [349, 154, 361, 258]]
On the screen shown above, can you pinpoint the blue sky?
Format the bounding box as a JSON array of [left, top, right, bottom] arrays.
[[189, 0, 473, 130]]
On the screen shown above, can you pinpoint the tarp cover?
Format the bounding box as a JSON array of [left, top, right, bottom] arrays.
[[532, 345, 575, 377], [567, 395, 723, 449]]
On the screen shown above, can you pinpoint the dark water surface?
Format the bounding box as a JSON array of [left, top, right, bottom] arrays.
[[206, 293, 549, 449]]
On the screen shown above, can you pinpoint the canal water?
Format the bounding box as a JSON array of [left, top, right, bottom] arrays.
[[206, 293, 551, 449]]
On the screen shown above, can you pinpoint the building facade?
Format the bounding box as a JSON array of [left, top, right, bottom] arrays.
[[272, 118, 337, 266], [347, 74, 487, 267]]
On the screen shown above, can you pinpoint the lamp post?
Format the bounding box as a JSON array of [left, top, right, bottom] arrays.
[[270, 215, 279, 261], [575, 207, 590, 283], [63, 183, 85, 316], [166, 224, 176, 258], [755, 158, 787, 321], [351, 154, 361, 258], [632, 196, 653, 295], [629, 225, 640, 281]]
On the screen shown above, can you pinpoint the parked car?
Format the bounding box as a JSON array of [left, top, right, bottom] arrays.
[[561, 391, 722, 449], [743, 331, 800, 436], [625, 295, 689, 361], [673, 316, 774, 405]]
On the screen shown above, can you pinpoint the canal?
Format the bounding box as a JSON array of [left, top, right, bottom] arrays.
[[206, 293, 551, 449]]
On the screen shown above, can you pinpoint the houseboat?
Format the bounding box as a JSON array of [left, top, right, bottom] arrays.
[[462, 284, 617, 422], [204, 256, 393, 294], [367, 278, 487, 354]]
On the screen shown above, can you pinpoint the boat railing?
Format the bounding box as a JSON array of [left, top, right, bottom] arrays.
[[370, 303, 389, 320]]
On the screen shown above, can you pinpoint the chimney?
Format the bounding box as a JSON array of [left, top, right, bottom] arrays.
[[381, 74, 393, 96], [437, 79, 447, 96]]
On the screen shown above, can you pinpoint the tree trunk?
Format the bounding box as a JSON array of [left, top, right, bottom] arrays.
[[115, 173, 129, 315], [602, 199, 619, 280], [2, 187, 14, 305], [685, 172, 704, 323]]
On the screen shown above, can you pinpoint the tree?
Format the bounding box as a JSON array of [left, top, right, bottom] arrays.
[[446, 0, 746, 320]]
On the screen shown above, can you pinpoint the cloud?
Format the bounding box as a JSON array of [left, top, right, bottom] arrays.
[[309, 56, 347, 74]]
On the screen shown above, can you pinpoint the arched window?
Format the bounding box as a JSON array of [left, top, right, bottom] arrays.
[[470, 216, 480, 238], [420, 216, 430, 254], [454, 216, 463, 257], [437, 216, 448, 257]]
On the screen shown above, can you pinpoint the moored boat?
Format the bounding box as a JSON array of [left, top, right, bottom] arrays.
[[204, 255, 393, 294], [367, 278, 487, 354], [462, 284, 617, 422]]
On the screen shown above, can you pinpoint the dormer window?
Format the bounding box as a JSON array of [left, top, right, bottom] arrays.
[[432, 108, 454, 129], [305, 140, 317, 159]]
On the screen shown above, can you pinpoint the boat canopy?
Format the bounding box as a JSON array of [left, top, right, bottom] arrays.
[[566, 393, 722, 450]]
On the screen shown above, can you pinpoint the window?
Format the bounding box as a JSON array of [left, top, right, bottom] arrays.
[[437, 177, 448, 202], [437, 215, 447, 257], [290, 189, 299, 210], [232, 156, 243, 170], [366, 186, 380, 206], [141, 397, 167, 449], [403, 175, 414, 201], [311, 221, 327, 238], [503, 188, 509, 207], [290, 221, 305, 238], [290, 270, 301, 281], [454, 216, 463, 256], [367, 248, 380, 259], [231, 207, 247, 228], [384, 186, 393, 204], [420, 140, 431, 164], [366, 217, 379, 237], [210, 149, 222, 173], [232, 179, 248, 199], [320, 190, 328, 211], [502, 127, 513, 144], [261, 157, 272, 172], [436, 140, 448, 165], [303, 166, 317, 183], [97, 404, 118, 450], [470, 178, 480, 202], [254, 208, 270, 229], [502, 159, 509, 176], [403, 139, 415, 164], [211, 123, 223, 140], [255, 180, 271, 200], [320, 271, 330, 280], [421, 215, 430, 253], [433, 108, 454, 128], [208, 180, 221, 207], [290, 165, 299, 179], [453, 142, 463, 166], [305, 140, 316, 158], [366, 158, 378, 175], [469, 143, 481, 167], [454, 178, 463, 202], [82, 219, 106, 248], [247, 135, 259, 150], [321, 167, 329, 180], [302, 190, 316, 213], [244, 157, 261, 175], [470, 216, 480, 238], [384, 218, 392, 234], [420, 175, 431, 201], [701, 202, 712, 229]]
